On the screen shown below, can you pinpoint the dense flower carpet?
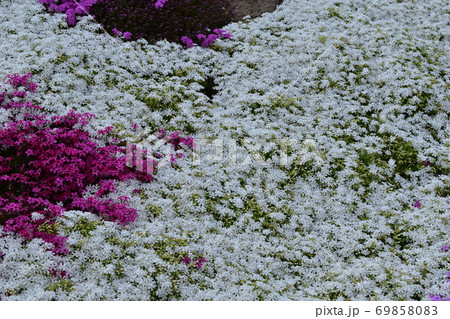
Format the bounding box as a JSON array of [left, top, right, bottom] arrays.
[[0, 0, 448, 300]]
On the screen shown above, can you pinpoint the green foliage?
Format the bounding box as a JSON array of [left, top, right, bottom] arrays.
[[37, 221, 60, 235], [53, 53, 70, 65], [47, 279, 74, 293], [64, 217, 103, 238], [348, 133, 420, 199], [145, 236, 189, 264]]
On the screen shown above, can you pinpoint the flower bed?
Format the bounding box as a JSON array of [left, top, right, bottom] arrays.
[[39, 0, 234, 47], [0, 0, 448, 300]]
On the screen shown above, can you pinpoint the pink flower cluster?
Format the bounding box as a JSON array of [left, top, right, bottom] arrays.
[[180, 256, 207, 269], [39, 0, 97, 26], [0, 73, 40, 110], [112, 28, 132, 41], [181, 29, 233, 48], [0, 74, 194, 255], [156, 129, 195, 150], [49, 266, 72, 279], [0, 109, 145, 254]]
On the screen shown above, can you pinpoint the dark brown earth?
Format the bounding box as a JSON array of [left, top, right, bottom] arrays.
[[228, 0, 284, 22]]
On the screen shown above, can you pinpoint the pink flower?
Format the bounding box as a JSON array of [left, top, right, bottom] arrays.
[[49, 266, 71, 279], [213, 29, 233, 39], [96, 180, 116, 197], [201, 34, 219, 48], [181, 36, 194, 48], [194, 257, 207, 269], [66, 9, 76, 26], [123, 32, 132, 40], [13, 91, 27, 98], [155, 0, 168, 9], [170, 154, 177, 164], [98, 126, 114, 135], [118, 196, 130, 202], [180, 256, 207, 269], [112, 28, 122, 36], [412, 199, 422, 208], [442, 245, 450, 252], [195, 257, 207, 263], [156, 128, 166, 138], [180, 256, 191, 264], [28, 82, 38, 93]]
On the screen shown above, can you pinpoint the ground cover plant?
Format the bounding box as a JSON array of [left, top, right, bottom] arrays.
[[0, 0, 448, 300]]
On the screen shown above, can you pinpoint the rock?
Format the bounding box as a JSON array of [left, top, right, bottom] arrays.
[[228, 0, 284, 21]]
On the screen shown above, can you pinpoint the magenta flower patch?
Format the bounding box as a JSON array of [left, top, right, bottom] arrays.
[[0, 74, 194, 255], [39, 0, 98, 26], [0, 73, 40, 110], [0, 109, 148, 254]]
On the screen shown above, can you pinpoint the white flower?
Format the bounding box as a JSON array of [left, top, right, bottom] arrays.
[[31, 212, 45, 221]]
